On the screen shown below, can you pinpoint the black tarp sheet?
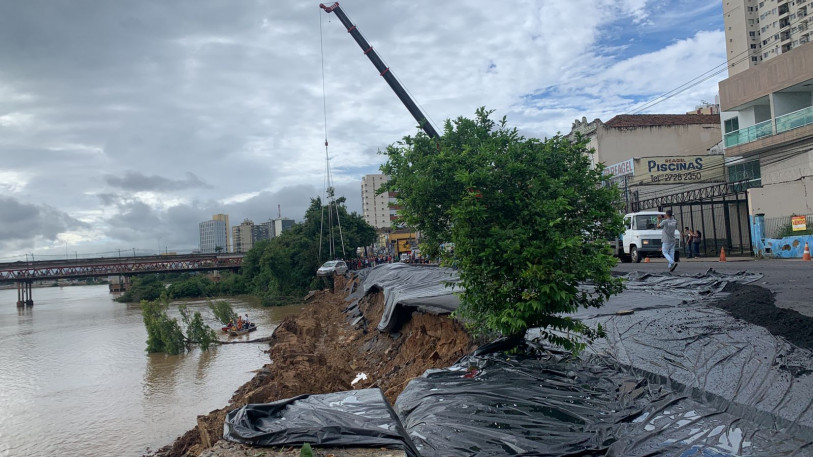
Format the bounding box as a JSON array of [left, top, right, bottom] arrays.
[[395, 349, 812, 457], [223, 388, 420, 457], [565, 270, 813, 443], [224, 268, 813, 456], [347, 263, 461, 332]]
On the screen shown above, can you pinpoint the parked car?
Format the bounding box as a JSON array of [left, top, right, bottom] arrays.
[[316, 260, 348, 276]]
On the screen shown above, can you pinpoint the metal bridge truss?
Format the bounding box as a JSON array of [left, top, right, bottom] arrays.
[[0, 255, 242, 282]]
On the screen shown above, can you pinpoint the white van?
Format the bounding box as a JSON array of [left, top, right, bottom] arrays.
[[609, 211, 682, 263]]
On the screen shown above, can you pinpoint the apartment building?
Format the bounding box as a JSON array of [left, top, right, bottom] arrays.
[[362, 174, 397, 230], [719, 42, 813, 222], [723, 0, 812, 76]]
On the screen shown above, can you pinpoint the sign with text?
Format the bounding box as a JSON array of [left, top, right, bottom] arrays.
[[603, 158, 634, 177], [630, 155, 725, 185], [792, 216, 807, 231]]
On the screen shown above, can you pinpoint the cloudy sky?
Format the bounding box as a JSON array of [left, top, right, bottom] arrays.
[[0, 0, 726, 261]]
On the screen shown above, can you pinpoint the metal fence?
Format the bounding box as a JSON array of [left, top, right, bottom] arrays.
[[763, 214, 813, 238]]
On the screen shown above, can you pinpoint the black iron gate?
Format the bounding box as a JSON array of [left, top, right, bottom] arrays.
[[630, 180, 752, 256]]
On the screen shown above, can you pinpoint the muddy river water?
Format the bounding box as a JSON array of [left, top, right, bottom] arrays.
[[0, 284, 301, 456]]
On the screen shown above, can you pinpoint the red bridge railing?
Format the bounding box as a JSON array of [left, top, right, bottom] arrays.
[[0, 254, 243, 282]]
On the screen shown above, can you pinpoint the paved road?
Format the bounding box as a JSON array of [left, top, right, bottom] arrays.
[[612, 257, 813, 317]]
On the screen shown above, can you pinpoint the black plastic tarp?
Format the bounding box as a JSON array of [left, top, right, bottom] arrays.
[[564, 270, 813, 440], [395, 350, 811, 456], [223, 388, 420, 457], [348, 263, 461, 332]]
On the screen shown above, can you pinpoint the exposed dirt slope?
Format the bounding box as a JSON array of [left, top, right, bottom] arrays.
[[156, 275, 475, 456]]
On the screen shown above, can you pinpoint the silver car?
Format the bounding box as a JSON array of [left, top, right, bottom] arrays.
[[316, 260, 348, 276]]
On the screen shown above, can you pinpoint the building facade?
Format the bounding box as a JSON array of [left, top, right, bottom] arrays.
[[232, 219, 255, 253], [199, 218, 228, 254], [212, 214, 230, 252], [273, 218, 295, 236], [362, 174, 397, 230], [719, 42, 813, 236], [723, 0, 812, 77]]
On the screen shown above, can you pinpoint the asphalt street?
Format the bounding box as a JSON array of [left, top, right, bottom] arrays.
[[612, 256, 813, 317]]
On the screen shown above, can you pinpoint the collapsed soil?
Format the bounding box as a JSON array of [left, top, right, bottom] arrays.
[[711, 282, 813, 351], [155, 274, 476, 457]]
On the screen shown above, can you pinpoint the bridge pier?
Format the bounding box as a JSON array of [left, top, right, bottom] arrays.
[[16, 281, 34, 307]]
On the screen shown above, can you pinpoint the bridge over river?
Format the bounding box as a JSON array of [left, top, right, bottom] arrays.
[[0, 254, 243, 307]]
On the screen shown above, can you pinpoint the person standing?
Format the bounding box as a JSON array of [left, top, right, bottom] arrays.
[[658, 210, 678, 272], [693, 230, 702, 258], [683, 227, 693, 258]]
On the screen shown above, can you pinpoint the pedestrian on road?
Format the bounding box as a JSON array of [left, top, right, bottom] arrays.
[[693, 230, 702, 257], [658, 210, 678, 272]]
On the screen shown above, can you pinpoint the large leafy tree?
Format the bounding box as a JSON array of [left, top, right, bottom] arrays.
[[142, 295, 219, 354], [381, 108, 624, 351]]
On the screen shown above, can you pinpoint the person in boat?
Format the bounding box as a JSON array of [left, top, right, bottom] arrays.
[[227, 319, 234, 330], [243, 314, 250, 329], [236, 315, 243, 330]]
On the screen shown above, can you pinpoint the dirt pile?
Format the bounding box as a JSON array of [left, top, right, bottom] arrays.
[[712, 282, 813, 350], [156, 274, 475, 456]]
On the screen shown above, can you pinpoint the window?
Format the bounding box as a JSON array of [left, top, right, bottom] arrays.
[[728, 161, 762, 191], [724, 117, 740, 133]]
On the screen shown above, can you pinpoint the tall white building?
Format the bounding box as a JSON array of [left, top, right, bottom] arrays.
[[723, 0, 811, 76], [199, 218, 228, 254], [362, 174, 397, 230]]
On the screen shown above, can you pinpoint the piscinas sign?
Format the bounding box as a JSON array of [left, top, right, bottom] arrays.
[[630, 155, 725, 185]]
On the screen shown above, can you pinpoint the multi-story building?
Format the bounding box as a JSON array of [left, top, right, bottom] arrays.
[[566, 113, 756, 255], [231, 219, 255, 253], [723, 0, 812, 76], [362, 174, 397, 230], [273, 218, 295, 236], [199, 217, 228, 254], [718, 41, 813, 247], [212, 214, 230, 252]]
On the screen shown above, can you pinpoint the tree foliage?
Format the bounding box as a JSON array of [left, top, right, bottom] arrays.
[[119, 198, 376, 305], [381, 108, 624, 351], [141, 295, 218, 354], [239, 197, 376, 302], [208, 299, 238, 325]]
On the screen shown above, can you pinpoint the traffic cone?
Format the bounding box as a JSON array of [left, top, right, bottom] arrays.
[[803, 242, 811, 261], [719, 247, 727, 262], [644, 257, 650, 263]]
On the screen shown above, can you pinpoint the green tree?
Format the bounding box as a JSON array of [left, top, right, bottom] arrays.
[[208, 299, 238, 325], [141, 295, 218, 354], [381, 108, 624, 352]]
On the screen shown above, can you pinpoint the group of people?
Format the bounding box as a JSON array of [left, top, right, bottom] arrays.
[[683, 227, 703, 258], [229, 313, 251, 331]]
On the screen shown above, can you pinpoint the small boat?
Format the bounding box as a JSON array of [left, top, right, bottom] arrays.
[[228, 323, 257, 336]]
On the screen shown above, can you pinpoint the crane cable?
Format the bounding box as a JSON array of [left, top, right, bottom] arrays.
[[318, 9, 346, 263]]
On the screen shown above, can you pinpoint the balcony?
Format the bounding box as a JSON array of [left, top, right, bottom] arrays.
[[776, 106, 813, 133], [724, 120, 774, 147]]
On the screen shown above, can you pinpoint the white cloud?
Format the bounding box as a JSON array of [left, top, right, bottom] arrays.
[[0, 0, 727, 259]]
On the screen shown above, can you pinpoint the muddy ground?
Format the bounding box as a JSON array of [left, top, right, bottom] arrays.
[[712, 282, 813, 350], [154, 275, 475, 457]]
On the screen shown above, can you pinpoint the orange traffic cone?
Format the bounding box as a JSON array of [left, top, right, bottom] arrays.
[[803, 242, 811, 261], [644, 257, 650, 263], [719, 247, 727, 262]]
